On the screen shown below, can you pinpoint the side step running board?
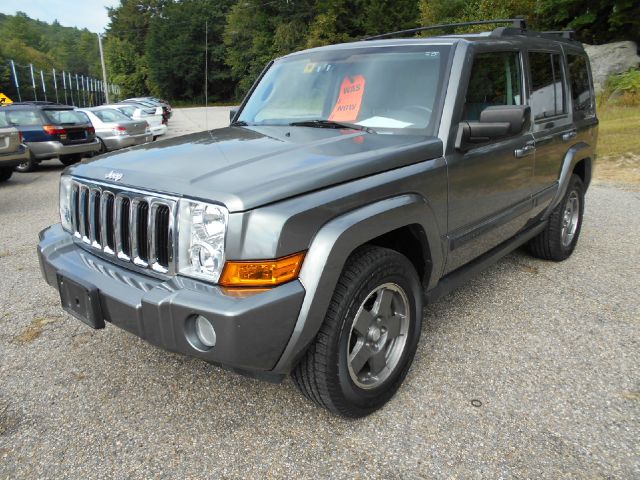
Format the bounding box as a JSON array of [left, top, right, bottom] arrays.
[[426, 221, 547, 303]]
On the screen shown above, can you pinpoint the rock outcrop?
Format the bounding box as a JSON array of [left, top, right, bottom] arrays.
[[583, 41, 640, 92]]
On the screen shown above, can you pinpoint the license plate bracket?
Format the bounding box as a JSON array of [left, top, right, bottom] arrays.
[[57, 274, 105, 329]]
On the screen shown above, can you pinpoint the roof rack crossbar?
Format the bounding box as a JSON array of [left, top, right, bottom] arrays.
[[364, 17, 526, 41]]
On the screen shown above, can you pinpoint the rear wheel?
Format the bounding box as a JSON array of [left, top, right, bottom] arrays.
[[14, 155, 37, 173], [292, 246, 422, 417], [529, 173, 585, 261], [0, 167, 13, 182], [60, 155, 82, 167]]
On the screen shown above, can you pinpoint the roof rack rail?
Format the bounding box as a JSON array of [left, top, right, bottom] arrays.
[[364, 17, 526, 41]]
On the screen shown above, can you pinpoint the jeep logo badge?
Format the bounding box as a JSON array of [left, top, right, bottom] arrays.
[[105, 170, 123, 182]]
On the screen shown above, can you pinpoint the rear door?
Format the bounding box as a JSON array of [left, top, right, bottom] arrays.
[[526, 46, 574, 201], [445, 46, 535, 273]]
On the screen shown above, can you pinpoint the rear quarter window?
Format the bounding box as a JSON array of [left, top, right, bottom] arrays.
[[567, 54, 595, 119], [92, 109, 132, 123], [6, 110, 42, 126], [43, 110, 90, 125]]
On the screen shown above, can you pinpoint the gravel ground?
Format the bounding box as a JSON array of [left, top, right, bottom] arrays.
[[0, 108, 639, 479]]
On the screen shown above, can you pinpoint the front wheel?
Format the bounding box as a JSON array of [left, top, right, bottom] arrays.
[[528, 173, 585, 261], [0, 167, 13, 182], [292, 246, 422, 417]]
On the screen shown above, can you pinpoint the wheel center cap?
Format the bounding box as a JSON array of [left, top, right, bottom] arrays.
[[368, 326, 381, 343]]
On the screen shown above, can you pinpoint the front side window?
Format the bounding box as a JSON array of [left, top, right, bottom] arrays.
[[463, 51, 523, 121], [239, 45, 451, 135], [529, 52, 566, 120], [567, 54, 594, 119]]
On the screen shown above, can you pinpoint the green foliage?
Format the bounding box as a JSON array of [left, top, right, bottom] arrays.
[[0, 12, 101, 74], [146, 0, 236, 102], [602, 68, 640, 106], [2, 1, 637, 103]]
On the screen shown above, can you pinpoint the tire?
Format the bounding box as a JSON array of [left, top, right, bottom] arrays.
[[292, 246, 423, 417], [60, 155, 82, 167], [14, 155, 37, 173], [528, 173, 585, 261], [0, 167, 13, 182]]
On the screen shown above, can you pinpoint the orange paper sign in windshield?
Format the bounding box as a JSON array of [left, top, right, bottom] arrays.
[[329, 75, 366, 122]]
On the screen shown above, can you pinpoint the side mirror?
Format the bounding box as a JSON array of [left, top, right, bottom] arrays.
[[455, 105, 531, 151], [229, 106, 239, 123]]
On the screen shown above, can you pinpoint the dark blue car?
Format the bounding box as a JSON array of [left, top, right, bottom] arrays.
[[2, 102, 100, 172]]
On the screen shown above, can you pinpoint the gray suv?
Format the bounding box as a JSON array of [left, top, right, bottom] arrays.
[[38, 20, 597, 417]]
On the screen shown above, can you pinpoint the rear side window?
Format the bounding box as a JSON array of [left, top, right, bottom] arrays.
[[6, 110, 41, 126], [567, 54, 594, 118], [463, 52, 523, 121], [529, 52, 566, 120], [0, 111, 8, 128], [43, 109, 90, 125], [92, 109, 131, 123]]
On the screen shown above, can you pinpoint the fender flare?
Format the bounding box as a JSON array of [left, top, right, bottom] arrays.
[[271, 193, 443, 374], [544, 141, 592, 218]]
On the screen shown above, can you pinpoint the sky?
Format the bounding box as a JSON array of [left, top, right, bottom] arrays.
[[0, 0, 121, 33]]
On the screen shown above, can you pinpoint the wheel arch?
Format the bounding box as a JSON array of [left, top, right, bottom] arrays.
[[544, 142, 593, 218], [272, 193, 444, 374]]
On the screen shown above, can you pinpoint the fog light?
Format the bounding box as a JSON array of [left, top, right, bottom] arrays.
[[195, 315, 216, 348]]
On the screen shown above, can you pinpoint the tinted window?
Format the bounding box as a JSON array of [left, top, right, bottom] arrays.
[[464, 52, 523, 121], [529, 52, 566, 119], [567, 54, 594, 118], [92, 109, 131, 123], [43, 109, 89, 125]]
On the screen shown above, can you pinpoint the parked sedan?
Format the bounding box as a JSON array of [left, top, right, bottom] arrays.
[[0, 111, 30, 182], [78, 107, 152, 153], [108, 104, 167, 140]]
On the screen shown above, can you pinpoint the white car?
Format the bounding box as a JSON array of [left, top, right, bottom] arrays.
[[109, 104, 168, 140]]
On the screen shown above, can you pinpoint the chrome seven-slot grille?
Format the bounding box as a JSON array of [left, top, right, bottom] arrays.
[[70, 179, 176, 274]]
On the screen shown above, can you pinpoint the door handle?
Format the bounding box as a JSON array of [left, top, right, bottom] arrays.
[[514, 144, 536, 158], [562, 130, 577, 141]]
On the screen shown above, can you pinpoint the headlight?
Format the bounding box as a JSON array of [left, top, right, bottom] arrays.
[[59, 175, 73, 232], [177, 199, 228, 282]]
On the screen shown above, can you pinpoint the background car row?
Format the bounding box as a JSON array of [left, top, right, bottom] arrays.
[[0, 96, 172, 176]]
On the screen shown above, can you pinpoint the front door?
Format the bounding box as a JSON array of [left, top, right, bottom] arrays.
[[445, 48, 535, 273]]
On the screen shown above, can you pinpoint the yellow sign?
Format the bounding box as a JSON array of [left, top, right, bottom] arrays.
[[0, 93, 13, 105]]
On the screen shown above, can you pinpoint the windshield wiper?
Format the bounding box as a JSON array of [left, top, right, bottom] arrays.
[[289, 120, 375, 134], [230, 120, 250, 127]]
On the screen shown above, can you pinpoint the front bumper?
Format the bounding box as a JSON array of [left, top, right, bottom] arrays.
[[38, 224, 305, 373], [0, 144, 29, 167], [102, 133, 153, 151], [28, 139, 101, 160]]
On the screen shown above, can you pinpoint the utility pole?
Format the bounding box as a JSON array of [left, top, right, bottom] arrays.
[[204, 20, 208, 130], [97, 33, 110, 104]]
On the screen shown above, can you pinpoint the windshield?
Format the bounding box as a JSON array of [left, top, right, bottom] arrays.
[[43, 109, 89, 125], [91, 108, 132, 123], [239, 45, 450, 135]]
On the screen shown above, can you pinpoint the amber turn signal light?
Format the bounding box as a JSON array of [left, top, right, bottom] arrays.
[[219, 252, 306, 287]]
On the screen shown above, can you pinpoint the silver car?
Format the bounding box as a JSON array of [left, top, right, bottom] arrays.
[[78, 107, 152, 153], [107, 104, 168, 140], [0, 111, 30, 182]]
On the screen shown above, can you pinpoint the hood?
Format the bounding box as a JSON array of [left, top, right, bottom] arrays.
[[69, 126, 443, 212]]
